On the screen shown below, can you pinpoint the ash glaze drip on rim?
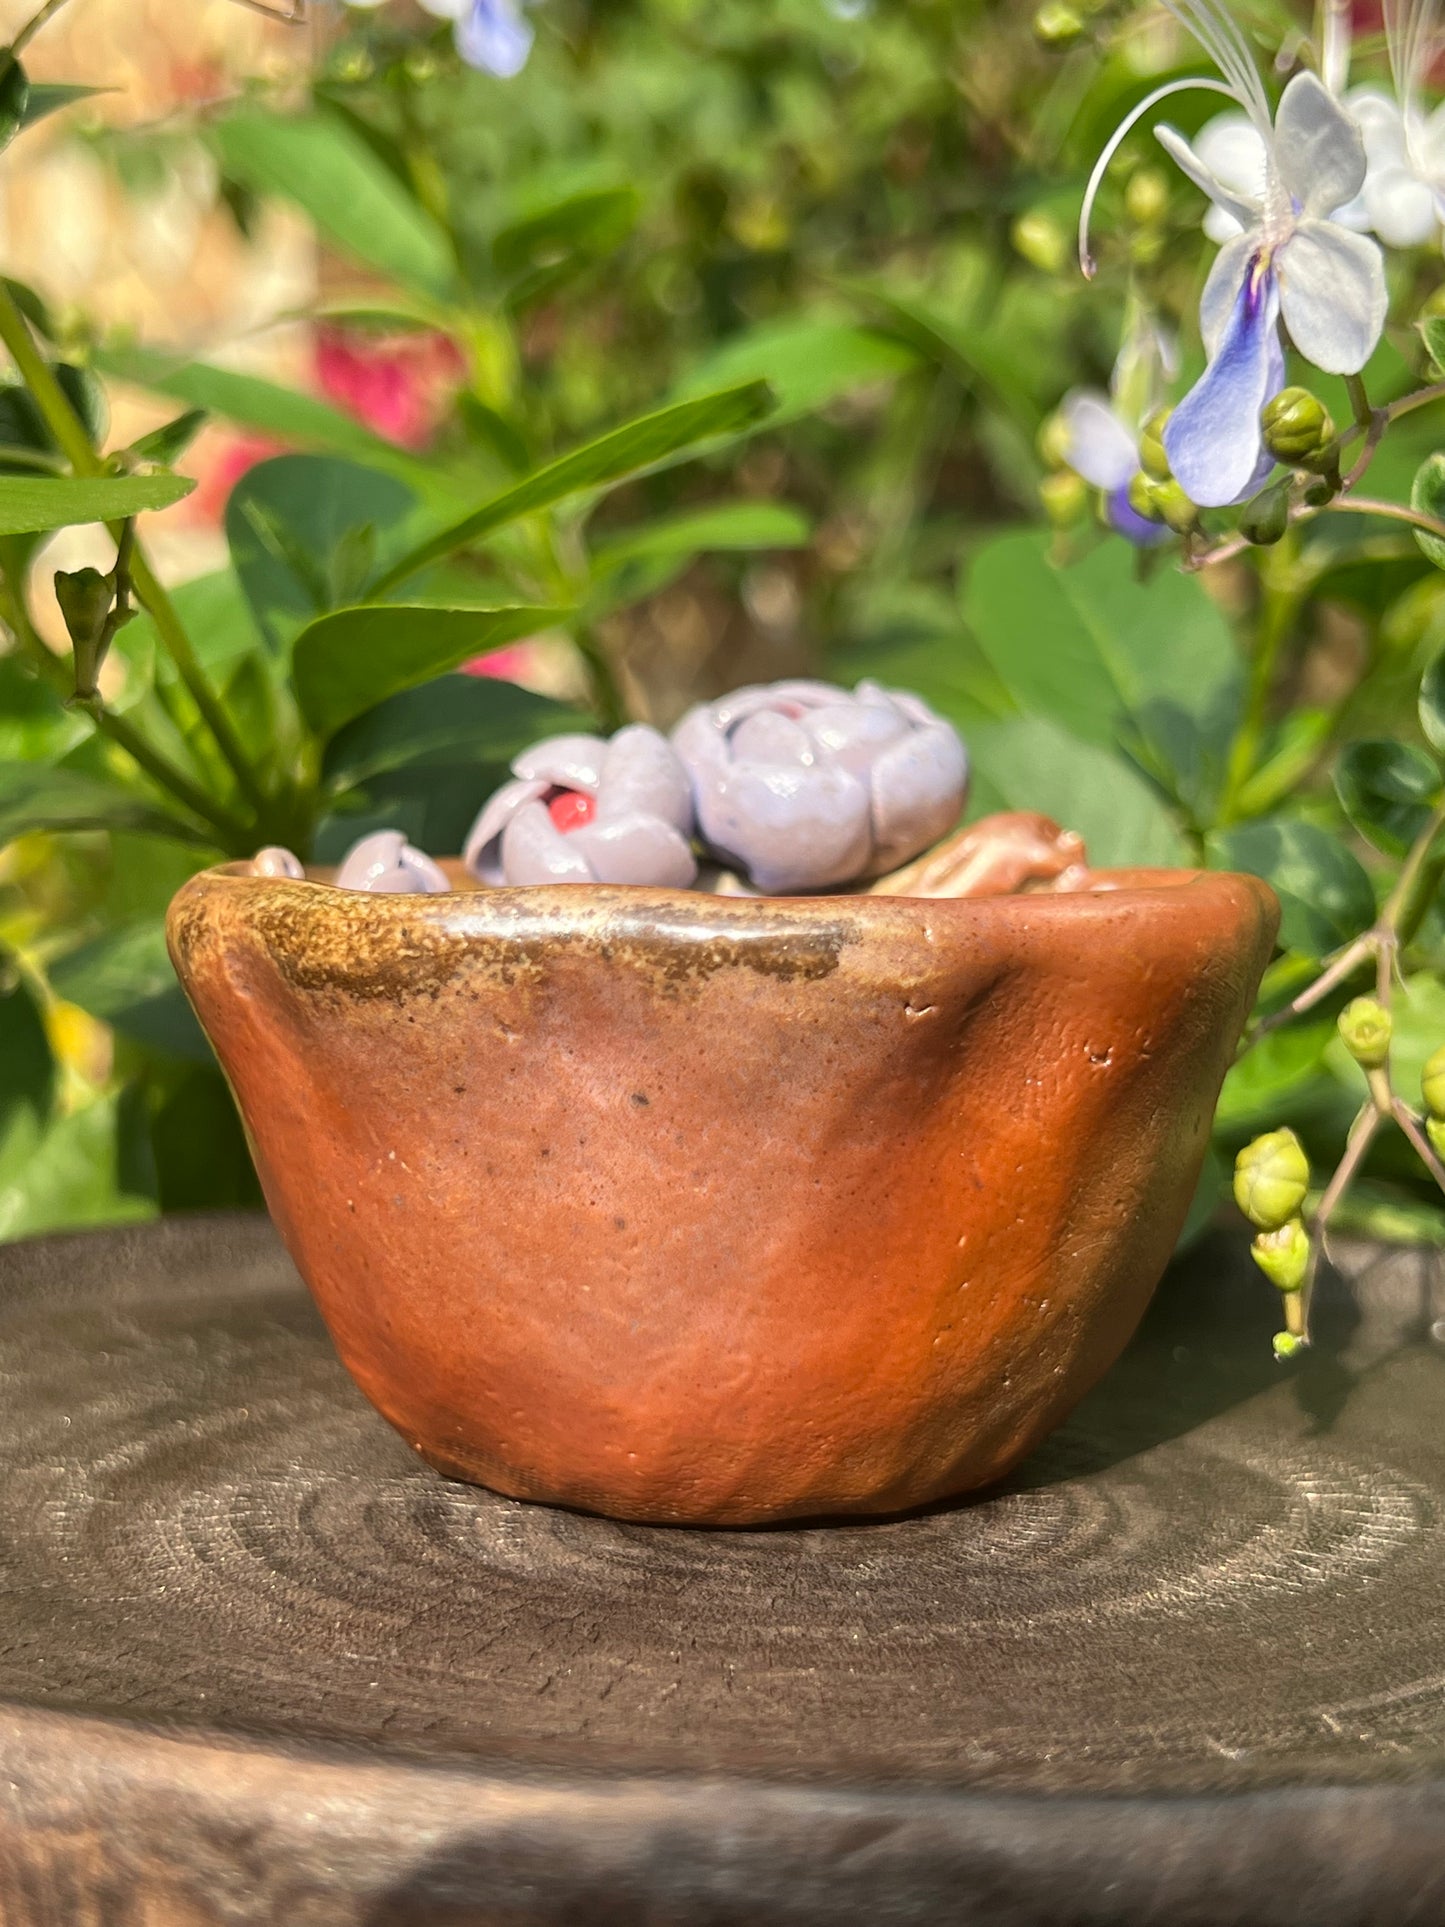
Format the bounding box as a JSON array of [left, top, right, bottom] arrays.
[[204, 877, 863, 1002]]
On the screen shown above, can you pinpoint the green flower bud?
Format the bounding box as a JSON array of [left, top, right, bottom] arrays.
[[1337, 995, 1392, 1069], [1037, 410, 1074, 471], [1124, 169, 1170, 227], [1238, 477, 1291, 547], [1233, 1127, 1310, 1229], [53, 566, 110, 650], [1272, 1330, 1307, 1360], [1127, 471, 1195, 534], [1260, 386, 1336, 467], [1137, 407, 1172, 482], [1421, 1044, 1445, 1118], [1251, 1217, 1310, 1293], [1428, 1114, 1445, 1162], [1033, 1, 1085, 44], [1040, 468, 1089, 526], [1012, 210, 1068, 276]]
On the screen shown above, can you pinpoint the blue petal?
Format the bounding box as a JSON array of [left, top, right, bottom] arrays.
[[1164, 260, 1282, 509], [1107, 483, 1173, 546], [456, 0, 534, 76]]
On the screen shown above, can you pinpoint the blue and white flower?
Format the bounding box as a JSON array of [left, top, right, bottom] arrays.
[[1081, 0, 1387, 508], [417, 0, 534, 76], [1057, 305, 1177, 542]]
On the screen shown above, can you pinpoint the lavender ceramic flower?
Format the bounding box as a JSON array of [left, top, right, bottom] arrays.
[[672, 680, 967, 894], [250, 846, 305, 880], [335, 830, 450, 895], [464, 724, 697, 888]]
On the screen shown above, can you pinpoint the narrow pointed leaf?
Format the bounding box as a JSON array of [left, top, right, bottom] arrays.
[[213, 109, 454, 299], [0, 472, 194, 533], [372, 382, 776, 593], [0, 764, 206, 845]]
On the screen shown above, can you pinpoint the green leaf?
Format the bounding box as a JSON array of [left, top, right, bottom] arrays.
[[678, 321, 915, 424], [1419, 646, 1445, 758], [0, 957, 53, 1167], [1335, 739, 1442, 858], [493, 186, 639, 274], [1215, 1017, 1337, 1130], [96, 348, 425, 480], [128, 408, 208, 465], [213, 108, 454, 299], [591, 500, 811, 569], [962, 529, 1241, 822], [0, 54, 28, 152], [1419, 316, 1445, 375], [292, 604, 570, 740], [50, 920, 210, 1062], [374, 382, 776, 593], [0, 1093, 155, 1243], [1411, 452, 1445, 569], [21, 82, 104, 131], [1207, 818, 1375, 957], [965, 716, 1188, 868], [0, 763, 202, 845], [324, 673, 588, 791], [225, 455, 417, 650], [0, 654, 83, 762], [856, 284, 1047, 431], [0, 471, 194, 533]]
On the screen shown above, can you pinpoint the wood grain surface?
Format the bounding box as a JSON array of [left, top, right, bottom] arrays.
[[0, 1214, 1442, 1924]]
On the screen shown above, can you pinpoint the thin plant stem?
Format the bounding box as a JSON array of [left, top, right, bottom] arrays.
[[0, 280, 272, 823], [1302, 1100, 1380, 1333], [1387, 379, 1445, 422], [0, 558, 248, 846], [1393, 1097, 1445, 1196], [1320, 495, 1445, 543], [1219, 534, 1302, 822], [11, 0, 74, 54]]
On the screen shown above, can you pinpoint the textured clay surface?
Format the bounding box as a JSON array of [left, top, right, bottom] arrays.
[[167, 868, 1276, 1523], [1, 1219, 1444, 1926]]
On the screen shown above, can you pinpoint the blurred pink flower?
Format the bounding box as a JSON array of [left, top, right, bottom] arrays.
[[182, 430, 286, 525], [314, 326, 466, 450], [460, 644, 533, 682]]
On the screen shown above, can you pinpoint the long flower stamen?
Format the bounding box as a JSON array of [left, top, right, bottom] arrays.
[[1079, 74, 1238, 274], [1163, 0, 1273, 131]]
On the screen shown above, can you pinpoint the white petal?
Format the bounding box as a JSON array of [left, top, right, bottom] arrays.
[[698, 763, 872, 893], [567, 815, 698, 888], [511, 733, 606, 792], [1346, 88, 1409, 169], [1364, 164, 1440, 245], [1193, 112, 1270, 205], [1199, 232, 1257, 358], [415, 0, 469, 15], [1204, 205, 1247, 243], [463, 775, 547, 882], [1059, 390, 1139, 490], [1274, 72, 1368, 216], [1277, 219, 1388, 373], [730, 709, 816, 767], [500, 802, 595, 885], [1155, 124, 1261, 227], [867, 724, 968, 874], [802, 699, 908, 779], [598, 724, 694, 834]]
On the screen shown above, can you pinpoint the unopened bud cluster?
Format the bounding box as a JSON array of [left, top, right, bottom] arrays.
[[1234, 1128, 1312, 1354]]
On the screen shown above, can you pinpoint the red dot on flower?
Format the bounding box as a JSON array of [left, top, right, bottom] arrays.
[[547, 788, 596, 833]]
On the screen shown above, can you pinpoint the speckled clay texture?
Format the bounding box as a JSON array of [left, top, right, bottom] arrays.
[[168, 868, 1277, 1524]]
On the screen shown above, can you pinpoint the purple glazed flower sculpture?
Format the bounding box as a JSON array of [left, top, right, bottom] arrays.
[[464, 724, 697, 888], [335, 830, 450, 895], [671, 680, 967, 893]]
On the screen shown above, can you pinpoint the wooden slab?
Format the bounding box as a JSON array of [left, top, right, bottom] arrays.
[[0, 1214, 1442, 1924]]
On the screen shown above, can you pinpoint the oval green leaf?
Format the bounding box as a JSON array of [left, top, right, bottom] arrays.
[[0, 471, 195, 534]]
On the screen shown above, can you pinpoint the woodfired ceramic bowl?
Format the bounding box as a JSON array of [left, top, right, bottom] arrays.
[[167, 864, 1277, 1525]]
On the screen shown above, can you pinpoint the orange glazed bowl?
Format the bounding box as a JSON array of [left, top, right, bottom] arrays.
[[167, 865, 1277, 1525]]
